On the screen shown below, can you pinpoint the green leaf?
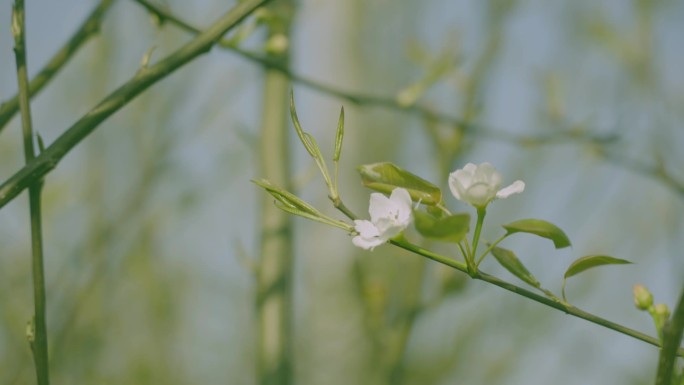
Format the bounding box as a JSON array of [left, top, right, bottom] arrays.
[[502, 219, 571, 249], [414, 211, 470, 243], [564, 255, 633, 279], [252, 179, 319, 215], [290, 90, 316, 157], [562, 255, 633, 301], [491, 246, 541, 288], [358, 162, 442, 205]]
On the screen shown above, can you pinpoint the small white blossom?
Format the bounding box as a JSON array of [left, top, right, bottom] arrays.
[[448, 162, 524, 208], [352, 188, 413, 250]]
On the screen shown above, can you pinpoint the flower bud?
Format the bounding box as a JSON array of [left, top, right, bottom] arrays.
[[632, 284, 653, 311], [654, 303, 670, 319], [264, 34, 289, 55]]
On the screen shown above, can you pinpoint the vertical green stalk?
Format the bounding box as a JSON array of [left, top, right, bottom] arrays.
[[256, 2, 295, 384], [12, 1, 50, 384], [654, 285, 684, 385]]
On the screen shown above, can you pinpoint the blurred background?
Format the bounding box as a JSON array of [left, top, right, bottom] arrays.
[[1, 0, 683, 384]]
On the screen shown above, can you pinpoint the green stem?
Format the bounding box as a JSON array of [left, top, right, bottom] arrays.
[[12, 1, 50, 384], [476, 233, 508, 267], [0, 0, 115, 133], [457, 242, 468, 264], [469, 207, 486, 274], [256, 2, 295, 384], [0, 0, 274, 211], [655, 285, 684, 385]]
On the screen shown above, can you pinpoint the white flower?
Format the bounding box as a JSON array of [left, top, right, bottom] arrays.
[[352, 188, 413, 250], [448, 162, 525, 208]]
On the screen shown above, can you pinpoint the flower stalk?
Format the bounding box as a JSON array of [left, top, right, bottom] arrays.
[[468, 207, 486, 275]]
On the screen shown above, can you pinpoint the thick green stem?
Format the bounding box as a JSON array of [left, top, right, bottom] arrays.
[[13, 1, 50, 384], [257, 2, 295, 384], [0, 0, 115, 133], [0, 0, 274, 211], [654, 285, 684, 385]]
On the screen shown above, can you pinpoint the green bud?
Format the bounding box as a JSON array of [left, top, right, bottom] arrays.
[[654, 303, 670, 319], [633, 284, 653, 311], [264, 34, 289, 55]]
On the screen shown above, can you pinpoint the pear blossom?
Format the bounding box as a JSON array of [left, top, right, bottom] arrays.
[[448, 162, 524, 208], [352, 188, 413, 250]]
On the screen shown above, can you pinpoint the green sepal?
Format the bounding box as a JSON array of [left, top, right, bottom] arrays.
[[414, 211, 470, 243], [502, 219, 571, 249], [491, 246, 541, 288], [358, 162, 442, 205]]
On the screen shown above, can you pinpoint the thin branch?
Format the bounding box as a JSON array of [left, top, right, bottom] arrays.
[[600, 149, 684, 200], [132, 0, 617, 146], [0, 0, 274, 211], [389, 239, 684, 357], [12, 1, 50, 383], [0, 0, 115, 133], [331, 200, 684, 357], [655, 285, 684, 385]]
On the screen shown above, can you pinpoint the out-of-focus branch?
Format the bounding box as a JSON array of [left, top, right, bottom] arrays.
[[132, 0, 616, 147], [0, 0, 274, 211], [12, 1, 50, 383], [255, 2, 296, 384], [0, 0, 116, 133], [599, 149, 684, 200]]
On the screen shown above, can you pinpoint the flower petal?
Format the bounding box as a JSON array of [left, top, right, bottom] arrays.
[[476, 162, 502, 189], [352, 235, 385, 250], [389, 188, 413, 223], [448, 172, 466, 200], [368, 193, 393, 222], [462, 163, 478, 173], [389, 188, 412, 210], [496, 180, 525, 199], [354, 220, 380, 238]]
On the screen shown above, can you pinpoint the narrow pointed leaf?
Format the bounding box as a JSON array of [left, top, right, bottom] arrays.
[[503, 219, 571, 249], [414, 211, 470, 243], [358, 162, 442, 205], [333, 106, 344, 162], [252, 179, 319, 215], [564, 255, 633, 279], [491, 246, 540, 288], [290, 90, 316, 156]]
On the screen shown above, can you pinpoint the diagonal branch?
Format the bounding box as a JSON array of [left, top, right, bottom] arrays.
[[389, 238, 684, 357], [0, 0, 274, 211], [328, 198, 684, 357], [0, 0, 116, 133], [132, 0, 617, 146]]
